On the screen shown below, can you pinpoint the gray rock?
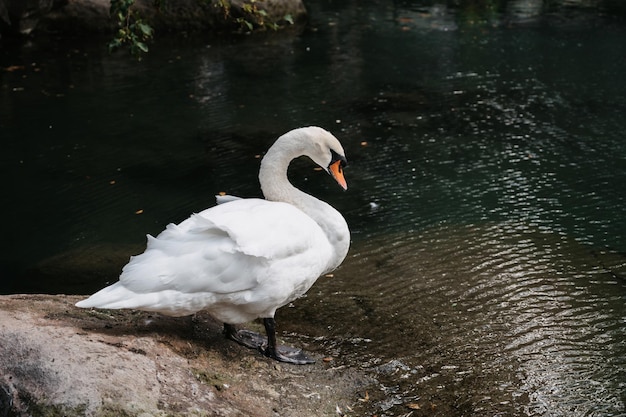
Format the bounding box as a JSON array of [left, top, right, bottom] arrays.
[[0, 294, 370, 417]]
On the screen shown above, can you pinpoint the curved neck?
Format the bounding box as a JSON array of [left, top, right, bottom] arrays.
[[258, 136, 350, 271], [258, 135, 306, 205]]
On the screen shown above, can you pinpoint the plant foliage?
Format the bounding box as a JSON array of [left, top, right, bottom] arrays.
[[108, 0, 296, 56], [216, 0, 293, 32], [109, 0, 154, 57]]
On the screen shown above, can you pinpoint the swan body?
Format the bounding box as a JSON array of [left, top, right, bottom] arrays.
[[76, 126, 350, 364]]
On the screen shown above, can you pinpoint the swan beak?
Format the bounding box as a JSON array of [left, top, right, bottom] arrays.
[[329, 160, 348, 190]]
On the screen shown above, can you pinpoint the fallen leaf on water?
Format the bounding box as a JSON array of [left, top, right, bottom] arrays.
[[324, 273, 334, 278], [135, 209, 144, 215], [4, 65, 25, 72]]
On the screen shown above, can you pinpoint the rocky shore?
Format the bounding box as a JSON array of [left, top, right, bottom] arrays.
[[0, 294, 372, 417], [0, 0, 307, 36]]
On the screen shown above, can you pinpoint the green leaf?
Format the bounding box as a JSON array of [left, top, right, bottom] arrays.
[[137, 22, 153, 37], [136, 42, 149, 53], [283, 14, 294, 24]]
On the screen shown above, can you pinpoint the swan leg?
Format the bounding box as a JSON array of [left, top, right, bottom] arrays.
[[261, 318, 316, 365]]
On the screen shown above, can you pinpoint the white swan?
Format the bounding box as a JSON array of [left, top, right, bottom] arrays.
[[76, 126, 350, 364]]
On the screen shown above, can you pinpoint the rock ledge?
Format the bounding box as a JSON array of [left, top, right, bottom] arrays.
[[0, 294, 370, 417], [0, 0, 307, 36]]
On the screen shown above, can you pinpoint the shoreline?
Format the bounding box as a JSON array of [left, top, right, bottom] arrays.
[[0, 294, 373, 416]]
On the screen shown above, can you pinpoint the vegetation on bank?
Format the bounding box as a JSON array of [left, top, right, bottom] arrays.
[[109, 0, 297, 56]]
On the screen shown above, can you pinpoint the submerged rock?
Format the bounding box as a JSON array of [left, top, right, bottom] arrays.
[[0, 294, 370, 417]]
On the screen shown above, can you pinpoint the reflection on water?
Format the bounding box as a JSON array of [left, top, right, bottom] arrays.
[[293, 223, 625, 415], [2, 1, 626, 415]]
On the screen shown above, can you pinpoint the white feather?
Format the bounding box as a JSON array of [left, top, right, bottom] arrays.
[[76, 127, 350, 326]]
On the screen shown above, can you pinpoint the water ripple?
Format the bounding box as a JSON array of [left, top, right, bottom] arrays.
[[306, 223, 626, 415]]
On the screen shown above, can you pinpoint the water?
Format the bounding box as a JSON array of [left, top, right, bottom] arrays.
[[2, 1, 626, 415]]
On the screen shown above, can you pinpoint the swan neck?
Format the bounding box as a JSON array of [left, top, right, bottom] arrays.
[[258, 132, 350, 272], [259, 136, 304, 204]]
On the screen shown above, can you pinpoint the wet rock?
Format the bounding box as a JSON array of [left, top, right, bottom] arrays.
[[0, 0, 307, 36], [373, 359, 411, 375], [0, 294, 370, 417]]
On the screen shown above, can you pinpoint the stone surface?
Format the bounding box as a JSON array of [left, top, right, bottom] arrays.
[[0, 294, 371, 417], [0, 0, 307, 35]]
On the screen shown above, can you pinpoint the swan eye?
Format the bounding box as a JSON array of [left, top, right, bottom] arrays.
[[329, 149, 347, 170]]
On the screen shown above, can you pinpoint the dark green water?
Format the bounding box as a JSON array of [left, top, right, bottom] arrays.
[[1, 1, 625, 415]]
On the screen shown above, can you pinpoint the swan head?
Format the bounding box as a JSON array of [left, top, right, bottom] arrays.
[[260, 126, 349, 198], [297, 126, 348, 190]]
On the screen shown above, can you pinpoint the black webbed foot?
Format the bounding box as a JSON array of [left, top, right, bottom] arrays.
[[261, 317, 315, 365], [261, 344, 316, 365], [224, 323, 267, 349], [224, 324, 266, 350], [223, 319, 315, 365]]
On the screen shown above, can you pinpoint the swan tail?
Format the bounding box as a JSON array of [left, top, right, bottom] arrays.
[[75, 283, 201, 317], [75, 283, 150, 310]]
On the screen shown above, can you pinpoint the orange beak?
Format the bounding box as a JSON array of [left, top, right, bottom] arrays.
[[329, 160, 348, 190]]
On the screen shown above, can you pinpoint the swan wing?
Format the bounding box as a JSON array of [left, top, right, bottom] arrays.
[[193, 198, 324, 259], [76, 199, 330, 315]]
